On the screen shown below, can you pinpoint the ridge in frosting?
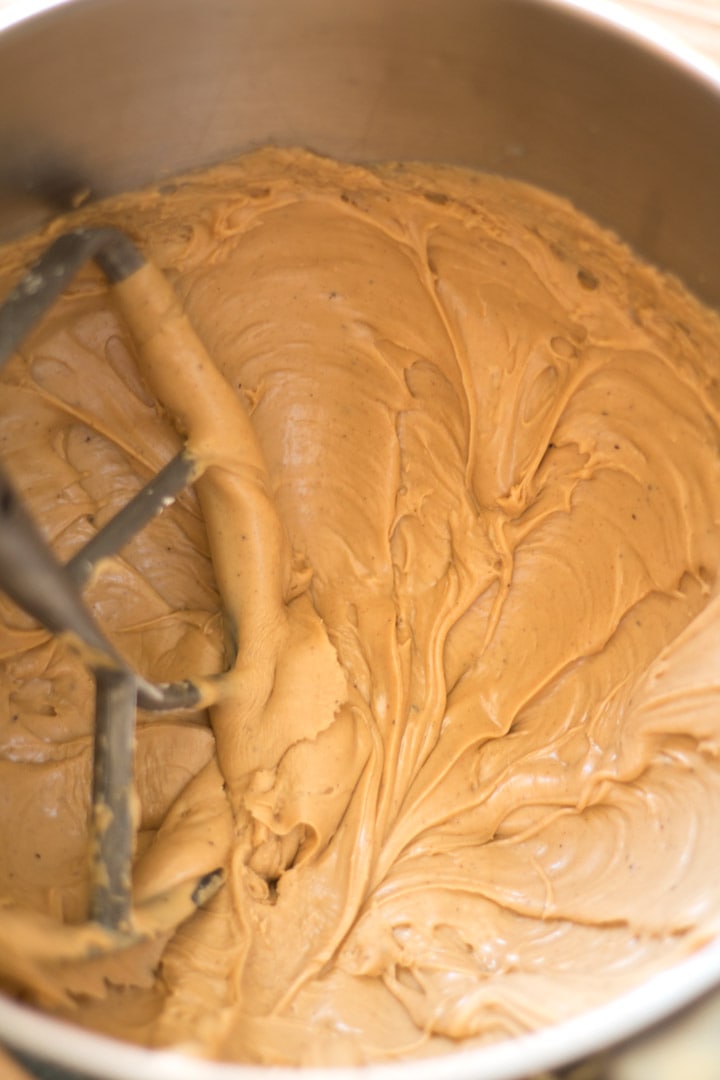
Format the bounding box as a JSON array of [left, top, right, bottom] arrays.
[[0, 148, 719, 1065]]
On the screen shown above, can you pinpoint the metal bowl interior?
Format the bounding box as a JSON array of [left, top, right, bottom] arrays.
[[4, 938, 720, 1080], [1, 0, 720, 1077], [1, 0, 720, 303]]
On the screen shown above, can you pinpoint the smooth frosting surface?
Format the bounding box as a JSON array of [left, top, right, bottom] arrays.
[[1, 148, 720, 1064]]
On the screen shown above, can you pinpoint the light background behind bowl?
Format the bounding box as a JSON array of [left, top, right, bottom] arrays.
[[626, 0, 720, 52]]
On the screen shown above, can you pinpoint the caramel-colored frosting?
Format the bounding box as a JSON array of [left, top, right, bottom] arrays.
[[1, 148, 720, 1065]]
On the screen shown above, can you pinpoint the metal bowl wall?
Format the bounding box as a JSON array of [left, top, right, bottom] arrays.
[[0, 1, 719, 1077]]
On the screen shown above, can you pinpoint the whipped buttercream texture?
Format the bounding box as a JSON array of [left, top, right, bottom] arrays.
[[1, 148, 720, 1065]]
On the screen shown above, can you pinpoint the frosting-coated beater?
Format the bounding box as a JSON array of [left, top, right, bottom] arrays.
[[0, 228, 227, 951]]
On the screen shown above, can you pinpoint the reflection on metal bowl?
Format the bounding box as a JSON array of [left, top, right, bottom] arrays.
[[0, 1, 719, 1078]]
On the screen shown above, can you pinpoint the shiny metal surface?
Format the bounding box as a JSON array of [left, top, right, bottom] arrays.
[[1, 1, 720, 1078], [0, 0, 719, 303]]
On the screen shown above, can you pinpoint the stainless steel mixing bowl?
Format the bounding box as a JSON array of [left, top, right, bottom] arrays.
[[1, 1, 720, 1077], [1, 0, 720, 304]]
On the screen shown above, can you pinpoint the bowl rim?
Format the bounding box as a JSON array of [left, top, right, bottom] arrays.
[[2, 937, 720, 1079], [1, 0, 720, 1077], [2, 0, 720, 93], [543, 0, 720, 91], [0, 0, 74, 33]]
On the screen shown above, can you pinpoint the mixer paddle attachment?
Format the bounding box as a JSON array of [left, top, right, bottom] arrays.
[[0, 228, 226, 953]]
